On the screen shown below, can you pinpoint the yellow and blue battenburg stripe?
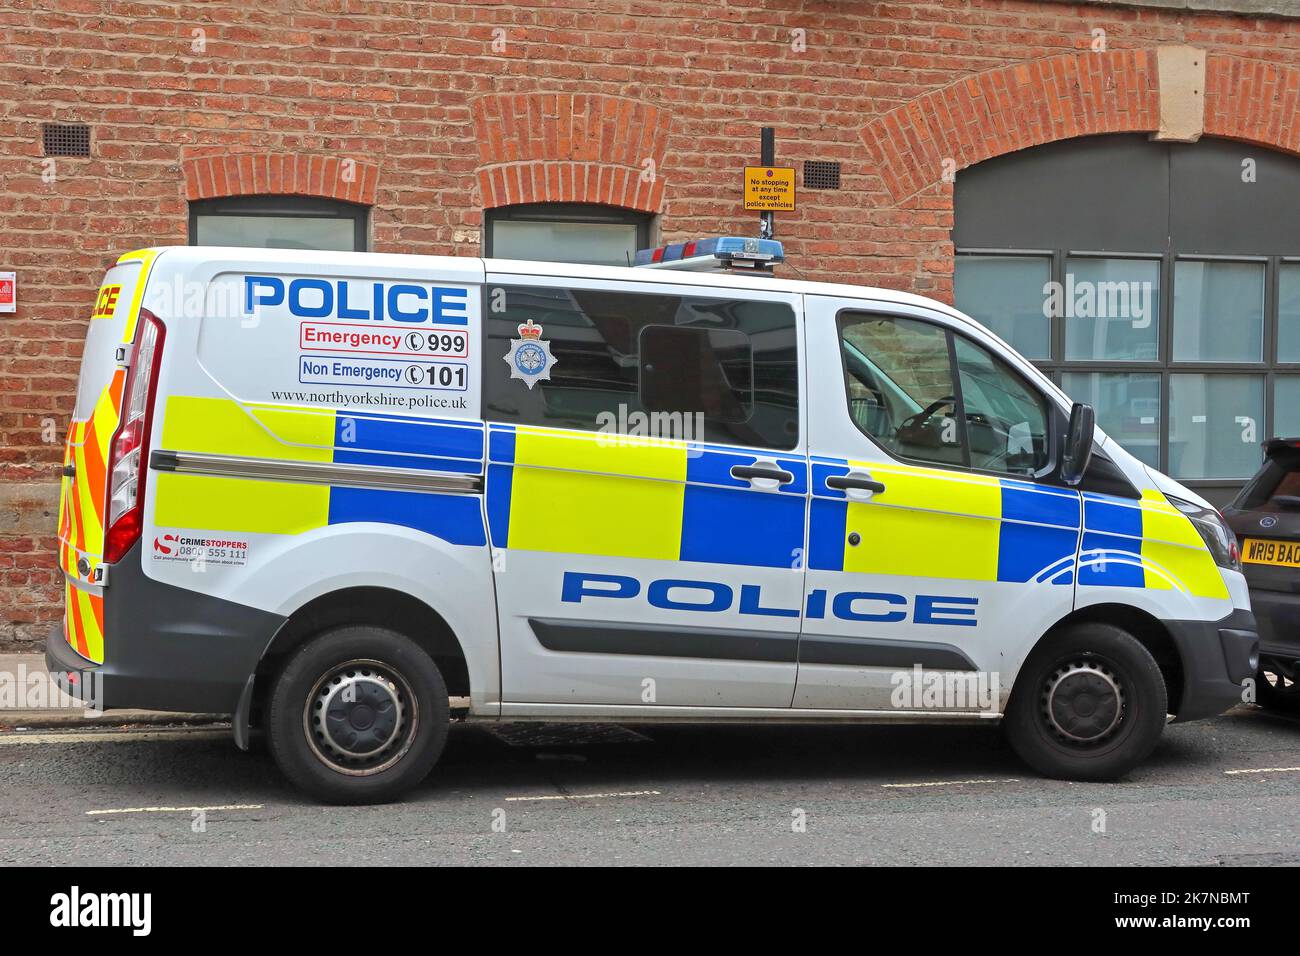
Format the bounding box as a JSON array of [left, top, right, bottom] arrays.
[[153, 396, 486, 546], [152, 400, 1229, 599], [1078, 489, 1227, 598], [808, 457, 1082, 584], [485, 424, 809, 569]]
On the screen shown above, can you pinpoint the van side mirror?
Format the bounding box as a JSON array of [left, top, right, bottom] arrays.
[[1061, 402, 1096, 486]]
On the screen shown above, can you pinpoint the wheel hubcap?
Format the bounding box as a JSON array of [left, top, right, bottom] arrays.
[[304, 660, 418, 776], [1042, 660, 1123, 744]]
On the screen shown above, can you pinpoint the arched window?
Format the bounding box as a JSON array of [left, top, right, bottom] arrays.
[[189, 196, 368, 252], [954, 134, 1300, 498], [485, 203, 652, 267]]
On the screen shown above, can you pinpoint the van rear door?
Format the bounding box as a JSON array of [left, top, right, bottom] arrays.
[[57, 249, 157, 662]]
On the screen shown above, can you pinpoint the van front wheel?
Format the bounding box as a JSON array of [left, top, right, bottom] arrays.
[[267, 626, 449, 804], [1005, 623, 1167, 782]]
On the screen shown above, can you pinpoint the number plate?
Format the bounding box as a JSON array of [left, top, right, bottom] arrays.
[[1241, 538, 1300, 568]]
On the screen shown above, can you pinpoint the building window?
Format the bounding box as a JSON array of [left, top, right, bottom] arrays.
[[1171, 259, 1265, 363], [1063, 257, 1160, 362], [1277, 262, 1300, 364], [952, 255, 1051, 360], [485, 204, 652, 268], [1274, 376, 1300, 438], [953, 134, 1300, 497], [189, 196, 367, 251]]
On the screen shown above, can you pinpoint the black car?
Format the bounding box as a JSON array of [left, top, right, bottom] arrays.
[[1224, 437, 1300, 711]]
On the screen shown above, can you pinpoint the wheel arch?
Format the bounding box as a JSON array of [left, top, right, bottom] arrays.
[[241, 586, 472, 743], [1025, 603, 1184, 715]]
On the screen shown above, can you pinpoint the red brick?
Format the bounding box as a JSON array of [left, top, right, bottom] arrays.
[[3, 2, 1299, 643]]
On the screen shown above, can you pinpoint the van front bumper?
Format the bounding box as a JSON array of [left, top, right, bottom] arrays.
[[1166, 608, 1259, 722], [45, 540, 285, 714]]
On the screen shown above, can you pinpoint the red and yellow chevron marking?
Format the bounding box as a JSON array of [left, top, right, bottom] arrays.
[[62, 579, 104, 663], [57, 369, 124, 578], [55, 248, 161, 666]]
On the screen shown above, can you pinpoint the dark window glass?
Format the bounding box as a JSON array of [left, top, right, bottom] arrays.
[[838, 313, 963, 467], [839, 312, 1051, 476], [483, 285, 799, 450], [1235, 447, 1300, 514], [639, 325, 752, 423], [953, 336, 1050, 475]]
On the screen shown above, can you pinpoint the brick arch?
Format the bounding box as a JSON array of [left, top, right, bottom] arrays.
[[1203, 54, 1300, 155], [860, 49, 1160, 204], [471, 92, 672, 213], [181, 152, 379, 205]]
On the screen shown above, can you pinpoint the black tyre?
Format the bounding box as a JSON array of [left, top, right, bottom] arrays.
[[267, 626, 449, 804], [1004, 623, 1167, 781], [1255, 660, 1300, 712]]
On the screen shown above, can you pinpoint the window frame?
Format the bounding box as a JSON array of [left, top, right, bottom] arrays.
[[484, 203, 653, 265], [835, 308, 1059, 482], [480, 278, 802, 451], [955, 247, 1288, 491], [188, 195, 369, 251], [636, 323, 757, 425]]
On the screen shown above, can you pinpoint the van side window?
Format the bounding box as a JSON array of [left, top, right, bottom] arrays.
[[953, 336, 1049, 475], [838, 312, 1050, 476], [838, 313, 964, 466], [484, 285, 799, 449]]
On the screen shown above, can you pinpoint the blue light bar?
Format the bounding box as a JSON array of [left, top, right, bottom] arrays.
[[634, 236, 785, 269]]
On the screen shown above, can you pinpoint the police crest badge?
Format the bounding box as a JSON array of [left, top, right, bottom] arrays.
[[503, 318, 556, 390]]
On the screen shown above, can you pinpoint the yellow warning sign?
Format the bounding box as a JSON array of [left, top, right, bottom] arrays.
[[743, 166, 796, 211]]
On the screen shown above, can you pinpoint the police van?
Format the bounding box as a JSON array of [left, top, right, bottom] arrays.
[[51, 240, 1259, 803]]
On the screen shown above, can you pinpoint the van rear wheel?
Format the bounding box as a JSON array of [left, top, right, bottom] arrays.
[[267, 626, 449, 804], [1004, 623, 1167, 781]]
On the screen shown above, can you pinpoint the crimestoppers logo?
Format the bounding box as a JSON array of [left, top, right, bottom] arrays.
[[502, 318, 556, 390], [153, 534, 175, 556], [49, 886, 151, 936]]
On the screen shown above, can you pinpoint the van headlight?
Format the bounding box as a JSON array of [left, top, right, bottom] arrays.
[[1167, 496, 1241, 571]]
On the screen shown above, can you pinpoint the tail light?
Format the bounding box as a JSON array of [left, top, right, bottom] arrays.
[[104, 309, 165, 564]]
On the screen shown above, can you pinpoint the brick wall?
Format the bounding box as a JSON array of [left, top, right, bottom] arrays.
[[1, 0, 1298, 647]]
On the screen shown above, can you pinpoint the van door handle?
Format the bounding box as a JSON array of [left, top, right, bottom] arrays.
[[730, 464, 794, 485], [826, 473, 887, 495], [62, 464, 75, 479]]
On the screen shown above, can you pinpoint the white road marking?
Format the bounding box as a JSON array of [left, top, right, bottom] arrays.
[[882, 778, 1020, 789], [1223, 766, 1300, 776], [505, 789, 661, 802], [86, 804, 263, 816], [0, 728, 227, 746]]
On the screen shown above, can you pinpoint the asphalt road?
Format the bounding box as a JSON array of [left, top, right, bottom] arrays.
[[1, 705, 1297, 866]]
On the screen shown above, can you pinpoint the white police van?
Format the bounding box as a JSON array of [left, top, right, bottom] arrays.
[[51, 239, 1258, 802]]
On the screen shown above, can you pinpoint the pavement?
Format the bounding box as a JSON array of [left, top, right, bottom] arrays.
[[0, 653, 221, 730], [0, 688, 1297, 865]]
